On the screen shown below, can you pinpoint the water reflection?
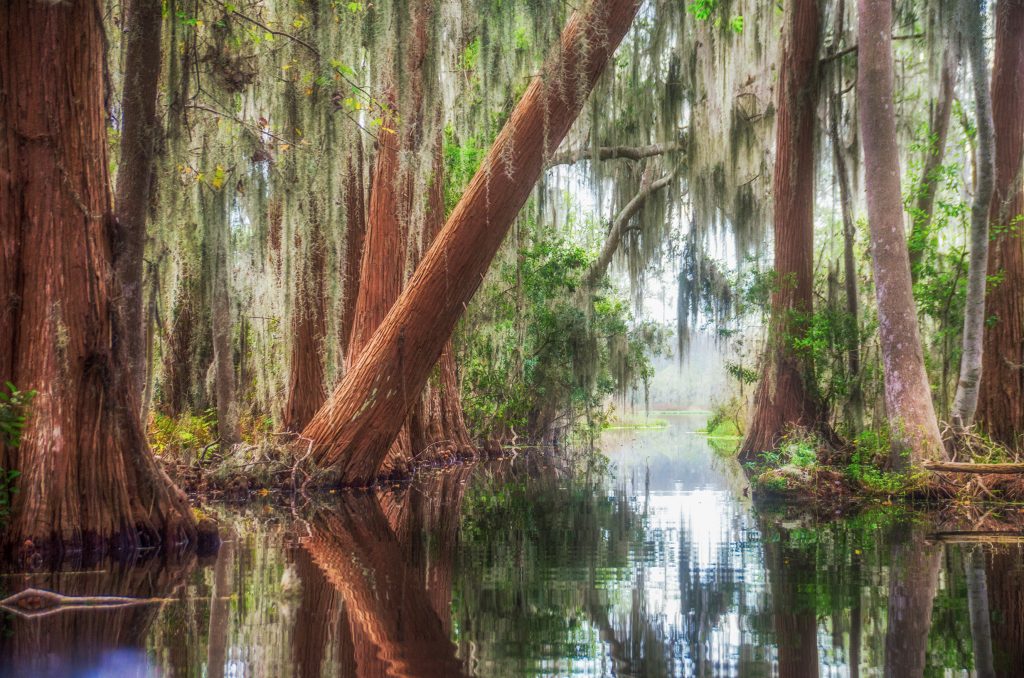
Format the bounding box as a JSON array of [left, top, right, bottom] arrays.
[[1, 414, 1023, 676]]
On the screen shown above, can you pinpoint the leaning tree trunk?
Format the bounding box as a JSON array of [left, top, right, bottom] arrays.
[[977, 0, 1024, 448], [0, 0, 196, 558], [740, 0, 823, 460], [301, 0, 642, 483], [408, 135, 476, 461], [113, 0, 162, 414], [951, 0, 996, 432], [856, 0, 945, 469]]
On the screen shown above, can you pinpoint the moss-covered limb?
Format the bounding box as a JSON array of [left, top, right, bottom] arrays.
[[546, 141, 683, 168]]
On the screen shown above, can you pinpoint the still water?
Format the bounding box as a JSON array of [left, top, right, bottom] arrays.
[[2, 413, 1022, 677]]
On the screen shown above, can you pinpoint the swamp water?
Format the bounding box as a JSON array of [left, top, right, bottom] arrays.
[[2, 413, 1022, 677]]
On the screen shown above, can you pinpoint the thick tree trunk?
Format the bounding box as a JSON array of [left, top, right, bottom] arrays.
[[986, 547, 1024, 677], [113, 0, 162, 414], [741, 0, 823, 459], [0, 0, 196, 558], [856, 0, 944, 469], [765, 532, 820, 678], [952, 0, 996, 432], [907, 46, 957, 280], [977, 0, 1024, 448], [408, 137, 476, 461], [301, 0, 642, 483], [883, 525, 942, 676], [283, 201, 328, 432], [301, 497, 464, 676]]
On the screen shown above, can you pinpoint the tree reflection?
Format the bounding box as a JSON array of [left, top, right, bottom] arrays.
[[0, 553, 196, 677]]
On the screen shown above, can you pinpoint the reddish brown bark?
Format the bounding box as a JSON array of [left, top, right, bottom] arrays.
[[0, 0, 196, 557], [0, 556, 195, 675], [977, 0, 1024, 448], [302, 0, 641, 484], [301, 496, 464, 677], [741, 0, 823, 459], [856, 0, 944, 467], [765, 533, 819, 678], [113, 0, 163, 410], [339, 145, 367, 361], [408, 139, 476, 461], [986, 548, 1024, 677], [283, 201, 328, 432]]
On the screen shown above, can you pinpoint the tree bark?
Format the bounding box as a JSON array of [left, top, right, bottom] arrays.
[[986, 547, 1024, 677], [301, 0, 642, 483], [207, 187, 240, 446], [283, 199, 328, 432], [951, 0, 996, 432], [907, 46, 957, 280], [964, 546, 996, 678], [113, 0, 162, 415], [0, 0, 196, 558], [856, 0, 944, 469], [977, 0, 1024, 448], [828, 86, 864, 433], [339, 144, 367, 362], [408, 138, 476, 461], [883, 524, 942, 677], [765, 531, 820, 678], [741, 0, 824, 459]]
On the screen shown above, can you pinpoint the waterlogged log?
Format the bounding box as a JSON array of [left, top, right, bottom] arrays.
[[302, 0, 643, 483], [923, 461, 1024, 474]]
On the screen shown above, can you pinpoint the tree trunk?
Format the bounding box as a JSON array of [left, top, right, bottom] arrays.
[[907, 46, 957, 280], [964, 546, 996, 678], [207, 187, 240, 446], [283, 199, 328, 432], [740, 0, 823, 459], [302, 0, 641, 483], [828, 86, 864, 433], [856, 0, 944, 469], [302, 497, 464, 676], [951, 0, 996, 432], [113, 0, 162, 415], [765, 531, 820, 678], [206, 534, 234, 678], [339, 144, 367, 362], [986, 547, 1024, 677], [0, 0, 196, 558], [977, 0, 1024, 448], [408, 136, 476, 461], [883, 525, 942, 676]]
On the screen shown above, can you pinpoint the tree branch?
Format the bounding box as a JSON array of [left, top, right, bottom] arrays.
[[546, 141, 683, 168]]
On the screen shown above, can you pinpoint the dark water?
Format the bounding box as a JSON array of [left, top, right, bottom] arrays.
[[2, 414, 1023, 677]]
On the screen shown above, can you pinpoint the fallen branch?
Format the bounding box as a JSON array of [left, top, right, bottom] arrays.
[[924, 461, 1024, 474], [930, 531, 1024, 544], [0, 588, 172, 619]]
